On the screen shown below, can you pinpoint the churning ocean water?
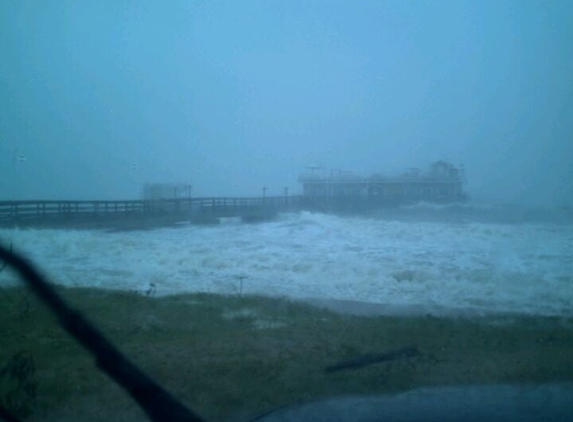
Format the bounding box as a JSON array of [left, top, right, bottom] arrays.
[[1, 203, 572, 317]]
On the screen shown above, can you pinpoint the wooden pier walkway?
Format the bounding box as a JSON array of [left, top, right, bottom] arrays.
[[0, 196, 302, 229]]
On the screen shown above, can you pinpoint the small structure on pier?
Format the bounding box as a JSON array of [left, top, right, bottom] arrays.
[[141, 183, 192, 200], [299, 161, 467, 205]]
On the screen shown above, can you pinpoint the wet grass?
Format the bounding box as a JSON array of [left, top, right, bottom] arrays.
[[1, 286, 573, 421]]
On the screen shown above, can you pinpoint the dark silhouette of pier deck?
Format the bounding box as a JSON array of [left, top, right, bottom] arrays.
[[0, 196, 302, 229]]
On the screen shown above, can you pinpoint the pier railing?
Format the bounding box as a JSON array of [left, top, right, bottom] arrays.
[[0, 196, 301, 226]]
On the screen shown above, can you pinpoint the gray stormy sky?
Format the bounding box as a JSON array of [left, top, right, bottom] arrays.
[[1, 0, 572, 205]]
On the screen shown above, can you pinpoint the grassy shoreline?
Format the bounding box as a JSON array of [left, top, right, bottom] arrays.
[[2, 286, 573, 421]]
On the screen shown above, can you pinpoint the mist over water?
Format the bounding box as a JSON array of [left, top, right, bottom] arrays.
[[1, 1, 573, 206], [373, 201, 573, 226], [0, 0, 571, 316]]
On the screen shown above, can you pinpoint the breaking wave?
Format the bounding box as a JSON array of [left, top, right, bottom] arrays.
[[1, 207, 572, 317]]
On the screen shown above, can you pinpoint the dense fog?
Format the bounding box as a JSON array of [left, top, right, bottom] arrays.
[[1, 0, 572, 205], [1, 4, 573, 421]]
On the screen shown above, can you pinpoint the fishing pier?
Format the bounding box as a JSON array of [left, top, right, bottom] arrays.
[[0, 162, 467, 229]]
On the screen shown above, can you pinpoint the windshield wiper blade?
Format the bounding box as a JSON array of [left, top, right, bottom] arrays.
[[0, 243, 206, 422]]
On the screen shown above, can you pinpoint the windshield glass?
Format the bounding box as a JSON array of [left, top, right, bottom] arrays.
[[1, 1, 572, 421]]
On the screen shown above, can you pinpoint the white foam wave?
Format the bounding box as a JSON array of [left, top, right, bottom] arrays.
[[1, 212, 572, 316]]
